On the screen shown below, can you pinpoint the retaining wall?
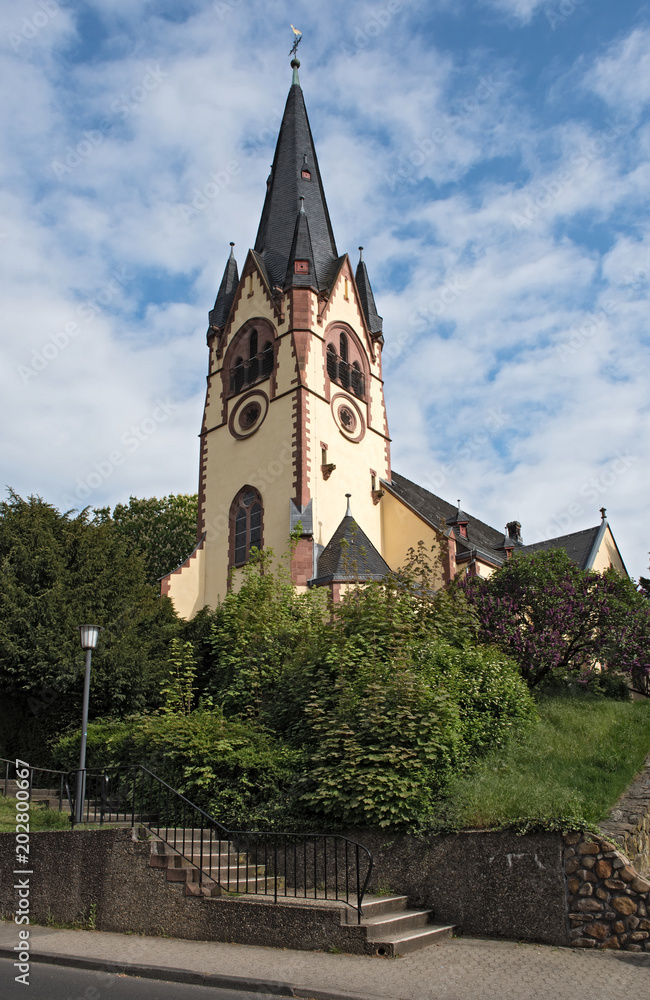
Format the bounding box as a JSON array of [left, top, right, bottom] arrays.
[[1, 823, 649, 952]]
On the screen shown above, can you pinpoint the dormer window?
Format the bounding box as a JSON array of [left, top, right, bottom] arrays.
[[301, 169, 311, 180], [294, 260, 310, 274]]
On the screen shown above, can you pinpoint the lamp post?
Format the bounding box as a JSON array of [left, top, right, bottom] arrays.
[[75, 625, 101, 824]]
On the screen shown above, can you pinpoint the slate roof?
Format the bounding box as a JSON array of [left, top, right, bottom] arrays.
[[385, 472, 627, 575], [519, 526, 602, 571], [385, 472, 507, 566], [254, 65, 338, 292], [209, 245, 239, 329], [355, 251, 383, 336], [311, 515, 391, 584]]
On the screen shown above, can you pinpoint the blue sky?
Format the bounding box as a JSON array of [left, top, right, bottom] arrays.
[[1, 0, 649, 578]]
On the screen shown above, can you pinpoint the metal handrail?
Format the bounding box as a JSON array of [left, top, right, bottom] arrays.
[[1, 757, 72, 813], [69, 763, 373, 922]]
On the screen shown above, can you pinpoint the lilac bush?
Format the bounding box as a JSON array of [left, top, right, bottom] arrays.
[[462, 550, 650, 692]]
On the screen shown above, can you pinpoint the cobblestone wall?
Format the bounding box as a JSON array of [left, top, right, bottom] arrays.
[[598, 753, 650, 874], [564, 831, 650, 951]]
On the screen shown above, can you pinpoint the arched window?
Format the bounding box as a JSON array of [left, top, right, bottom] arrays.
[[231, 487, 263, 567], [227, 323, 275, 397], [325, 329, 366, 399]]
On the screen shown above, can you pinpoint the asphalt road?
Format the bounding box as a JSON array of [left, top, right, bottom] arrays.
[[0, 958, 286, 1000]]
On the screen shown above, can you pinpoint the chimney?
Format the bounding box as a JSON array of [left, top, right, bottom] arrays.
[[506, 521, 523, 545]]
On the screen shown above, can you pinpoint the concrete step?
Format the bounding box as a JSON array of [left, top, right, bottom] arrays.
[[369, 922, 457, 956], [362, 908, 434, 937], [353, 895, 409, 922]]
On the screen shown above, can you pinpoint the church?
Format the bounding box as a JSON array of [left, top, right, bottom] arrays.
[[161, 57, 628, 618]]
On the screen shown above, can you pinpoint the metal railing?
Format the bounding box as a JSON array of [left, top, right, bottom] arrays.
[[1, 757, 72, 813], [69, 764, 373, 922]]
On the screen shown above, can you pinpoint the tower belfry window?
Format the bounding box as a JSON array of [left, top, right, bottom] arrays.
[[326, 330, 365, 399], [228, 323, 275, 396]]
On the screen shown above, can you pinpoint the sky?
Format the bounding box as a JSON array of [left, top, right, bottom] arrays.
[[1, 0, 649, 579]]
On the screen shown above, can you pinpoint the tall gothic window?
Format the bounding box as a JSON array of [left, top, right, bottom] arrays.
[[230, 487, 263, 567]]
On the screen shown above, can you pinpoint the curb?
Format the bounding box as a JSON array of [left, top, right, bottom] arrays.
[[0, 947, 378, 999]]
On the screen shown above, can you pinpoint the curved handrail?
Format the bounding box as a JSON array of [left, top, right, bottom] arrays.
[[68, 762, 373, 921]]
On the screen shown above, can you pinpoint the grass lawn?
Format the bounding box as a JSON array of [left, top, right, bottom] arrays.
[[441, 695, 650, 831], [0, 796, 71, 833]]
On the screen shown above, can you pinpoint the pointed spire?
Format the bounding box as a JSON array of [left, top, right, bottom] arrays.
[[254, 61, 338, 292], [355, 247, 383, 336], [209, 243, 239, 329]]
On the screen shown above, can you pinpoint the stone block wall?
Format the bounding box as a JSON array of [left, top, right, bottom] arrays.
[[598, 753, 650, 874], [564, 830, 650, 951]]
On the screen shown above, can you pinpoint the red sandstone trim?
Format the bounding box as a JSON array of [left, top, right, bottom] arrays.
[[160, 533, 206, 598]]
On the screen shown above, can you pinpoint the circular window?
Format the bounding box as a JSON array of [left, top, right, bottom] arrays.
[[242, 489, 257, 507], [330, 392, 365, 443], [228, 390, 269, 440], [239, 403, 261, 430], [338, 405, 357, 433]]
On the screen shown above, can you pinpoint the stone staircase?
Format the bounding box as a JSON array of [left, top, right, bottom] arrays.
[[2, 779, 63, 810], [349, 894, 457, 956], [148, 833, 458, 955]]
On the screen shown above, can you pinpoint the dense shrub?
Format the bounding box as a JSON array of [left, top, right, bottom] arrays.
[[51, 711, 303, 830]]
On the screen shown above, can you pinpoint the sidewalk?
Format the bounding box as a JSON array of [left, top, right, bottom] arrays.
[[0, 921, 648, 1000]]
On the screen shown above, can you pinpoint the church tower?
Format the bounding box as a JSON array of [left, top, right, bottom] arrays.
[[162, 58, 391, 615]]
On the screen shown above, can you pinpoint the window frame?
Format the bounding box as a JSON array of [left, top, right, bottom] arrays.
[[229, 486, 264, 569]]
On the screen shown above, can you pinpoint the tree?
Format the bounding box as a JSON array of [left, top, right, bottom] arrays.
[[95, 494, 198, 585], [462, 549, 650, 692], [0, 491, 179, 760]]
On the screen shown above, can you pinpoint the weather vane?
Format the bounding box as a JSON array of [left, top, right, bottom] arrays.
[[289, 24, 303, 58]]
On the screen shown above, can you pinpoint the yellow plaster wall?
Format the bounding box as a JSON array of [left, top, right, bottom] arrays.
[[589, 526, 627, 576], [308, 398, 386, 553], [202, 391, 296, 607], [164, 543, 206, 619], [305, 271, 389, 557], [380, 489, 445, 582]]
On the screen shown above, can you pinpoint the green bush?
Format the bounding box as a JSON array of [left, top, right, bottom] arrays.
[[51, 711, 303, 830], [418, 642, 537, 762]]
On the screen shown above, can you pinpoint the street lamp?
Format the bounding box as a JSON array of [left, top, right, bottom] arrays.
[[75, 625, 101, 824]]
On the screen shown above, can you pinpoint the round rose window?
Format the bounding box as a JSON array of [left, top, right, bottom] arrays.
[[330, 392, 365, 443], [228, 390, 269, 439]]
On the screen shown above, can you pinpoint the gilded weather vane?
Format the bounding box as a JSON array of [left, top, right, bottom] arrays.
[[289, 24, 303, 58]]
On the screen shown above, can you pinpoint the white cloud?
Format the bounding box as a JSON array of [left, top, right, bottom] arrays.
[[584, 26, 650, 114]]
